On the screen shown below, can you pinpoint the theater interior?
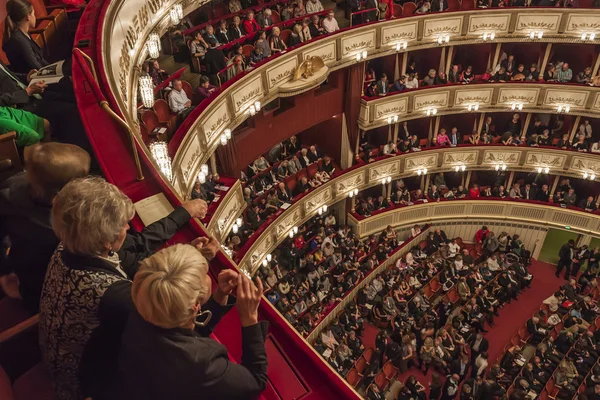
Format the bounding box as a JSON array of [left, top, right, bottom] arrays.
[[4, 0, 600, 399]]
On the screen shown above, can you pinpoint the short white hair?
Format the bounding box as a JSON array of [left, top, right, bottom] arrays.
[[52, 177, 134, 255], [132, 244, 210, 329]]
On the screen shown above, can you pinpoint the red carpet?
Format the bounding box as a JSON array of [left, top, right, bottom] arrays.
[[359, 260, 564, 395]]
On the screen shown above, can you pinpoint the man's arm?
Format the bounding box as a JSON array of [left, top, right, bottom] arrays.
[[118, 206, 192, 276]]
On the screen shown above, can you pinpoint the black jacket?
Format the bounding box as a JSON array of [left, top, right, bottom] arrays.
[[0, 60, 31, 107], [3, 29, 49, 73], [118, 308, 268, 400], [216, 29, 231, 44], [203, 48, 227, 75], [228, 24, 245, 40]]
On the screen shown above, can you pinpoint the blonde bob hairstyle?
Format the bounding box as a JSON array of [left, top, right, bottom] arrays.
[[51, 176, 135, 256], [132, 244, 210, 329]]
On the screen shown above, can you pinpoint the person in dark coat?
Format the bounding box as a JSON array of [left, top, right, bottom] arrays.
[[39, 177, 211, 400], [202, 38, 227, 86], [556, 239, 575, 279], [119, 244, 268, 400], [0, 143, 90, 312], [441, 374, 460, 400]]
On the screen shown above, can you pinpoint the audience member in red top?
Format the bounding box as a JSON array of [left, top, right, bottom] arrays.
[[243, 11, 261, 34], [475, 226, 489, 243], [469, 184, 480, 198], [295, 235, 305, 249]]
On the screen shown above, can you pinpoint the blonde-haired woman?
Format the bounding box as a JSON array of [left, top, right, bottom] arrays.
[[39, 177, 210, 400], [119, 244, 268, 399], [269, 26, 287, 53], [419, 337, 435, 373]]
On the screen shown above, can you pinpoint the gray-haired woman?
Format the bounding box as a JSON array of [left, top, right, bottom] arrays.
[[119, 244, 268, 399], [39, 176, 210, 400]]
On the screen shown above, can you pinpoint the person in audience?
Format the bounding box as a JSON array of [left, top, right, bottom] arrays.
[[300, 18, 312, 42], [448, 64, 460, 83], [423, 69, 436, 86], [216, 20, 231, 44], [577, 67, 593, 84], [203, 38, 227, 85], [190, 31, 209, 59], [289, 24, 302, 46], [376, 73, 389, 95], [270, 27, 287, 53], [226, 54, 246, 80], [309, 14, 325, 37], [322, 11, 340, 33], [460, 66, 474, 84], [0, 106, 49, 151], [193, 75, 217, 104], [416, 1, 431, 13], [254, 30, 272, 58], [243, 11, 261, 34], [148, 60, 168, 86], [392, 76, 407, 92], [0, 143, 89, 310], [406, 73, 419, 89], [203, 25, 220, 46], [119, 245, 268, 399], [435, 69, 448, 85], [256, 8, 274, 29], [229, 0, 242, 13], [491, 67, 508, 82], [168, 79, 195, 124], [557, 62, 573, 82], [229, 16, 245, 40], [39, 177, 211, 400], [436, 128, 450, 147], [306, 0, 324, 13], [3, 0, 50, 73]]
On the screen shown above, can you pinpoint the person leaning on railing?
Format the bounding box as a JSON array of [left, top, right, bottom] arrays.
[[118, 245, 268, 400]]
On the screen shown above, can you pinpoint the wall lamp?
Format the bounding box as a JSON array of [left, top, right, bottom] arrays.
[[288, 226, 299, 238], [482, 32, 496, 41], [387, 115, 399, 124], [198, 164, 209, 183], [348, 188, 359, 198], [494, 163, 507, 171], [146, 39, 160, 59], [454, 164, 466, 172], [583, 172, 597, 180], [467, 103, 479, 112], [220, 128, 232, 146], [536, 166, 550, 174], [169, 8, 180, 24], [395, 41, 408, 51], [425, 107, 437, 116], [381, 176, 392, 185], [437, 34, 450, 45], [150, 141, 173, 182], [138, 76, 154, 108], [581, 32, 596, 41], [262, 253, 272, 267], [231, 217, 243, 234], [416, 168, 428, 176], [248, 101, 261, 116], [511, 103, 524, 111], [529, 31, 544, 40], [355, 50, 368, 62], [557, 105, 571, 114], [317, 205, 328, 215]]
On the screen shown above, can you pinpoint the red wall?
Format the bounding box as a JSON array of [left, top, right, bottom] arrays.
[[297, 114, 343, 161], [232, 69, 346, 170]]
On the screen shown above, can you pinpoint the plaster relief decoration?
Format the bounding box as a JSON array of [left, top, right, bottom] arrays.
[[593, 93, 600, 111], [369, 160, 400, 181], [405, 154, 438, 170], [231, 74, 263, 115], [266, 57, 299, 90], [565, 14, 600, 34], [571, 156, 600, 174], [275, 209, 302, 239], [381, 21, 418, 46], [302, 41, 337, 66], [209, 191, 242, 236], [422, 17, 462, 39], [304, 187, 333, 215], [359, 104, 369, 123], [482, 150, 521, 166], [444, 151, 478, 166], [543, 89, 588, 109], [341, 30, 376, 58], [497, 88, 539, 106], [250, 233, 275, 267], [525, 152, 567, 169], [336, 172, 366, 194], [514, 13, 561, 34], [467, 14, 510, 34], [202, 99, 231, 144], [413, 92, 449, 112], [177, 133, 203, 189], [375, 98, 408, 121], [454, 88, 493, 107]]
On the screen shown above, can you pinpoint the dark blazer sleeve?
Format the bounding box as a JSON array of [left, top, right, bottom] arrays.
[[118, 206, 191, 277], [200, 321, 269, 398], [0, 71, 30, 107], [5, 32, 47, 71], [195, 295, 236, 337]]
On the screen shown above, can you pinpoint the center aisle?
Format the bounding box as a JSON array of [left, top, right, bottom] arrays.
[[360, 260, 563, 398]]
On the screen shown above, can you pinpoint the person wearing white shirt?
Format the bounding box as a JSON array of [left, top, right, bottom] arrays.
[[411, 224, 421, 237], [405, 74, 419, 89], [473, 353, 489, 378], [305, 0, 324, 13], [486, 255, 501, 272], [448, 239, 460, 258], [591, 140, 600, 153], [321, 11, 340, 33], [168, 80, 195, 124]]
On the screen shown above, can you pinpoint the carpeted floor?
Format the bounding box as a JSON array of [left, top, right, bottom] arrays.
[[359, 259, 565, 399]]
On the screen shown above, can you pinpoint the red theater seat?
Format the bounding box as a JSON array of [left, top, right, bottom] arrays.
[[393, 4, 403, 17], [402, 2, 416, 16], [280, 29, 292, 45], [346, 368, 361, 387], [153, 99, 177, 136]]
